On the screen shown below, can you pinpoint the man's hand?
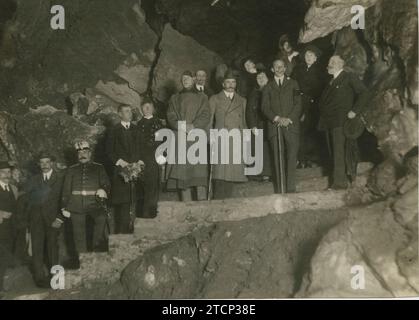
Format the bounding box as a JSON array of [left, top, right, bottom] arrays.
[[282, 118, 293, 127], [96, 189, 108, 199], [347, 111, 357, 119], [186, 124, 194, 133], [300, 114, 306, 122], [116, 159, 129, 168], [51, 219, 63, 229], [0, 210, 12, 219], [251, 127, 259, 136], [61, 209, 71, 218]]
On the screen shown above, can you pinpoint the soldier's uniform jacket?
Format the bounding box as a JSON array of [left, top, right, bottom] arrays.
[[62, 162, 110, 214]]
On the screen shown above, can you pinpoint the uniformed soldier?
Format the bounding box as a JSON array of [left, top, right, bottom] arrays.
[[61, 141, 110, 261]]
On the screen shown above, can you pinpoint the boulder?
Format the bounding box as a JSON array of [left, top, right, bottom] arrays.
[[151, 24, 223, 103], [120, 209, 348, 299], [0, 0, 157, 113]]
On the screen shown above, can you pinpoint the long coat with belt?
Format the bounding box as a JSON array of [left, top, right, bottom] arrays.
[[106, 123, 140, 205], [166, 89, 211, 190], [209, 91, 248, 183], [318, 71, 368, 130]]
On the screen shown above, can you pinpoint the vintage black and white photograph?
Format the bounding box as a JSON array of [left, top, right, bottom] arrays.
[[0, 0, 417, 303]]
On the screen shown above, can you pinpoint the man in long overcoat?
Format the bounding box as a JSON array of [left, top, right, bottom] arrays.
[[209, 70, 248, 199], [318, 55, 368, 189], [166, 70, 211, 201]]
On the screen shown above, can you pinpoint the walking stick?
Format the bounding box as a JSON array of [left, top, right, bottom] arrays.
[[277, 125, 286, 194], [128, 180, 135, 233], [207, 142, 214, 201]]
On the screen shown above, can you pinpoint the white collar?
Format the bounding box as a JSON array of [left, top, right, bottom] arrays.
[[43, 169, 53, 179], [223, 90, 234, 99], [121, 121, 131, 128], [334, 69, 343, 79], [274, 75, 285, 83], [143, 115, 154, 120], [196, 84, 204, 89]]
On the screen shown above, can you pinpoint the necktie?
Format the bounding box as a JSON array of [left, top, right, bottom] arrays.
[[4, 185, 9, 192], [44, 174, 48, 182]]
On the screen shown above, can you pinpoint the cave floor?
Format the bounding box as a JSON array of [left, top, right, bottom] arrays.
[[3, 163, 372, 300]]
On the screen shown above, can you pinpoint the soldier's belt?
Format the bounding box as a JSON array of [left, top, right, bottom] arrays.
[[71, 191, 96, 196]]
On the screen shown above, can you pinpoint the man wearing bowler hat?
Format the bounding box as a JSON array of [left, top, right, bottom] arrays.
[[209, 69, 248, 199], [61, 141, 110, 265], [24, 152, 65, 288], [0, 161, 18, 297]]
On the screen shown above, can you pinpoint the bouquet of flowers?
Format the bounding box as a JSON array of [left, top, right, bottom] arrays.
[[119, 160, 145, 183]]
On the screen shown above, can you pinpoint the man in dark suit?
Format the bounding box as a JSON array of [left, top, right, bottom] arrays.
[[25, 153, 64, 288], [292, 45, 327, 168], [0, 161, 18, 296], [193, 69, 214, 98], [318, 55, 368, 189], [262, 59, 302, 193], [246, 69, 271, 180], [106, 105, 140, 234]]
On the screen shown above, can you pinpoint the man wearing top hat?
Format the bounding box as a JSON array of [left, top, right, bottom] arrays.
[[166, 70, 211, 201], [61, 141, 110, 263], [0, 161, 18, 296], [24, 152, 65, 288], [292, 45, 327, 168], [209, 69, 248, 199]]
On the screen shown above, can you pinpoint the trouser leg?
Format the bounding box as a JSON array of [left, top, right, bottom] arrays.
[[283, 129, 299, 193], [0, 235, 13, 291], [142, 166, 159, 217], [45, 226, 59, 270], [114, 203, 131, 234], [196, 186, 207, 201], [213, 180, 234, 200], [70, 213, 87, 254], [30, 218, 47, 282], [89, 211, 107, 251], [180, 188, 192, 202], [270, 133, 286, 194], [331, 127, 348, 187]]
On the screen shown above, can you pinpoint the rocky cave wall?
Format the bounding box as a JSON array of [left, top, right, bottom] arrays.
[[0, 0, 417, 298]]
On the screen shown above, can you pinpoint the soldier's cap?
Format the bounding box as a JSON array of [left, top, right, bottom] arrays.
[[303, 44, 322, 58], [182, 70, 194, 78], [74, 140, 90, 151], [223, 69, 238, 81], [38, 152, 56, 162], [0, 160, 14, 170]]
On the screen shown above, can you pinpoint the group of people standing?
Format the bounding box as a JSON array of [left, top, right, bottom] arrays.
[[0, 34, 369, 294]]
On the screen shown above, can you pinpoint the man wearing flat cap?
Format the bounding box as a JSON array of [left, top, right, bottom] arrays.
[[62, 141, 110, 264], [292, 45, 327, 168], [209, 69, 248, 199], [24, 153, 64, 288], [0, 161, 18, 296], [166, 70, 211, 201]]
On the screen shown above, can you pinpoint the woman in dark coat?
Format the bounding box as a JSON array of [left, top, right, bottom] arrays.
[[136, 99, 163, 218]]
